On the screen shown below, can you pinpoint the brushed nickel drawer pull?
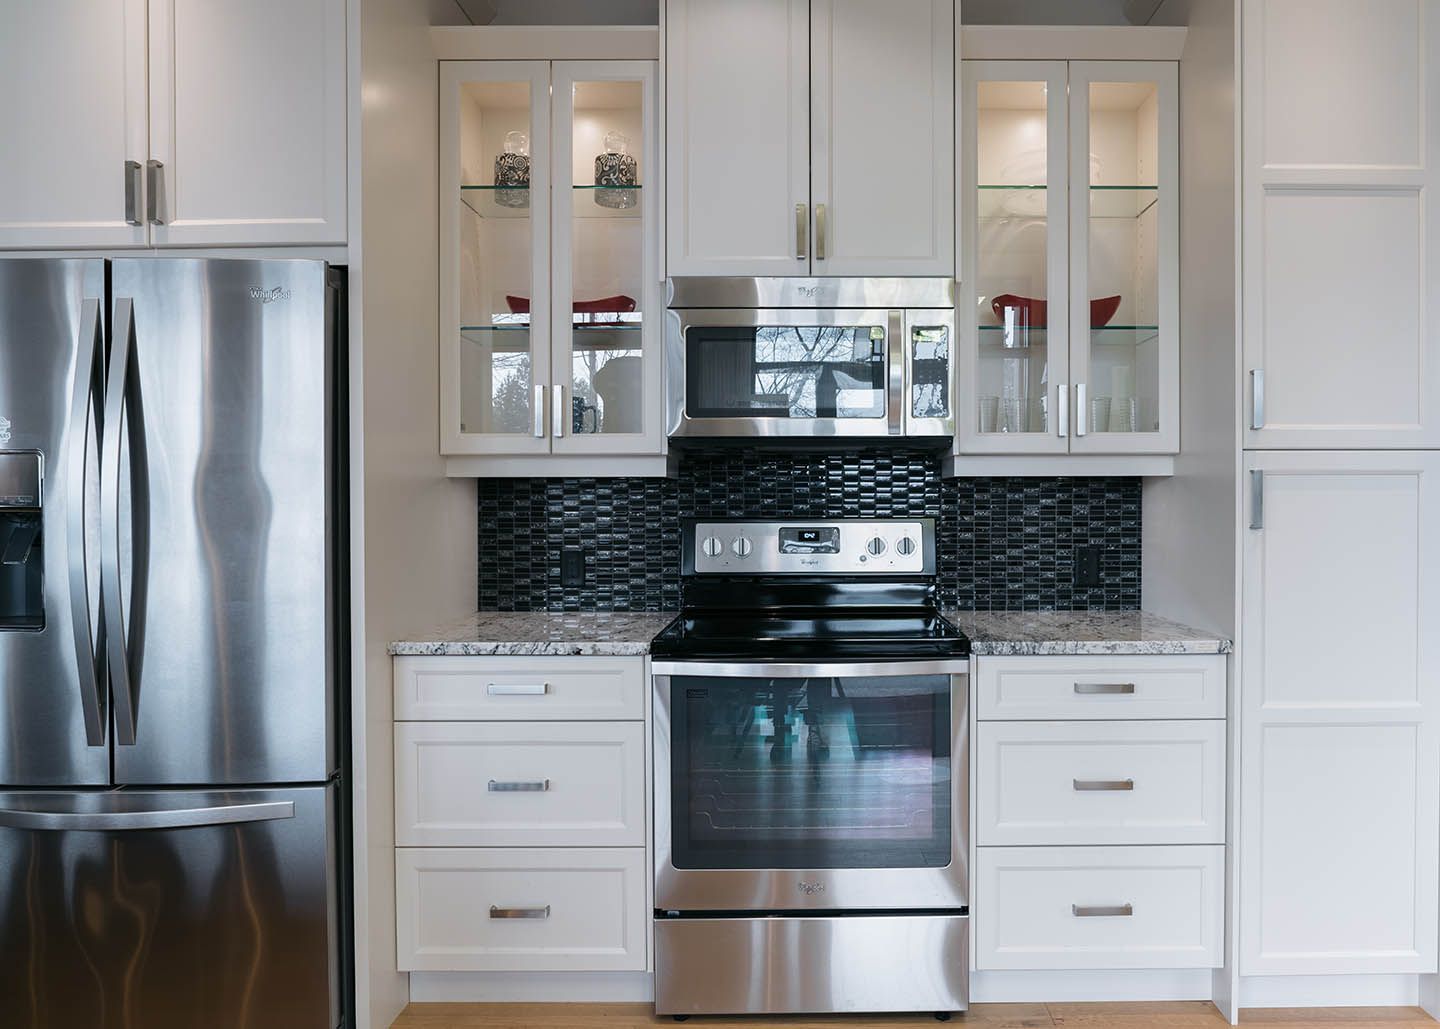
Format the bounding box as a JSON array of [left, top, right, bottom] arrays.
[[1074, 682, 1136, 695], [487, 682, 549, 696], [1073, 903, 1133, 918], [1073, 778, 1134, 791], [488, 779, 550, 793], [490, 905, 551, 919]]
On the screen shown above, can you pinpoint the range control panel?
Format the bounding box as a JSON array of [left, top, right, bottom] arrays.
[[689, 519, 931, 575]]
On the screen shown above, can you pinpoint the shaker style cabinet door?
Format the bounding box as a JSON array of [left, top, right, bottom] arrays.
[[147, 0, 347, 245], [809, 0, 954, 276], [665, 0, 810, 276], [1241, 450, 1440, 974], [1242, 0, 1440, 448], [0, 0, 149, 248]]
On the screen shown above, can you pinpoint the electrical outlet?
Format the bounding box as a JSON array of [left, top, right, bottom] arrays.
[[561, 549, 586, 587], [1075, 546, 1102, 587]]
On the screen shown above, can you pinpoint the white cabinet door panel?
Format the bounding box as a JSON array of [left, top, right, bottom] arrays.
[[394, 721, 645, 847], [665, 0, 809, 275], [976, 720, 1226, 846], [809, 0, 954, 276], [975, 655, 1225, 721], [393, 655, 646, 722], [0, 0, 148, 248], [1241, 451, 1440, 974], [148, 0, 347, 245], [396, 847, 648, 972], [974, 845, 1224, 970], [1243, 0, 1440, 447]]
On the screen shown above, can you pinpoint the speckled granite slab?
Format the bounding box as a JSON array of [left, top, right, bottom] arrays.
[[946, 610, 1232, 656], [388, 611, 677, 657]]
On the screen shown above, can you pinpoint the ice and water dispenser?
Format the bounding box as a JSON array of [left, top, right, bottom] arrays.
[[0, 453, 44, 630]]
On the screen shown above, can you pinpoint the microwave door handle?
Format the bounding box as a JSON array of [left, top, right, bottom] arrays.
[[69, 298, 106, 747], [887, 310, 904, 435]]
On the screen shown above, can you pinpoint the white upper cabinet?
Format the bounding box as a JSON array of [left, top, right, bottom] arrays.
[[809, 0, 954, 276], [0, 0, 149, 248], [147, 0, 348, 246], [665, 0, 954, 278], [1242, 0, 1440, 448], [0, 0, 346, 249]]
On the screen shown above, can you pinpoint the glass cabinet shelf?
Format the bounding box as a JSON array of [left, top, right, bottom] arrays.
[[461, 323, 642, 351], [977, 324, 1160, 347], [460, 184, 644, 220], [978, 184, 1158, 219]]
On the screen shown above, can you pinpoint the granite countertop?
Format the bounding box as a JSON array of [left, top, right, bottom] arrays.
[[387, 611, 677, 657], [945, 610, 1232, 656]]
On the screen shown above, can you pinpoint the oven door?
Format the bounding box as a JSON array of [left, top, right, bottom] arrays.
[[652, 659, 968, 913], [665, 309, 955, 440]]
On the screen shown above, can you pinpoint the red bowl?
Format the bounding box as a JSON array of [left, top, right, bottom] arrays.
[[505, 294, 637, 316], [991, 293, 1122, 329]]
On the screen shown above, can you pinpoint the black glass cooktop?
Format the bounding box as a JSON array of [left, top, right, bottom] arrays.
[[650, 608, 970, 661]]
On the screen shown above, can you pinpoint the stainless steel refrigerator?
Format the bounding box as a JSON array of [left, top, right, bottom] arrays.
[[0, 258, 348, 1028]]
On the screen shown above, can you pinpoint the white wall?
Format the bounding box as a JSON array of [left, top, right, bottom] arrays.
[[353, 1, 478, 1026]]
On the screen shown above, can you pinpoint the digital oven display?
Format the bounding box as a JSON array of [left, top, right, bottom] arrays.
[[779, 526, 841, 554]]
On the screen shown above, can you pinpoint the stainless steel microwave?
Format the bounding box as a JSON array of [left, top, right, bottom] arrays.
[[665, 278, 956, 442]]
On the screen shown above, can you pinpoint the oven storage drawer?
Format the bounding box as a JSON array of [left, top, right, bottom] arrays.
[[396, 847, 647, 972], [395, 721, 645, 846], [393, 655, 646, 721], [974, 845, 1224, 970], [976, 720, 1226, 846], [976, 655, 1226, 721]]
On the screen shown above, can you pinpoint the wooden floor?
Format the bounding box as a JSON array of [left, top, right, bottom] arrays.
[[392, 1002, 1440, 1029]]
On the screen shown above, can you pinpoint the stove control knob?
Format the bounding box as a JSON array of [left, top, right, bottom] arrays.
[[701, 536, 724, 558], [865, 536, 887, 556], [895, 536, 917, 556], [732, 536, 754, 558]]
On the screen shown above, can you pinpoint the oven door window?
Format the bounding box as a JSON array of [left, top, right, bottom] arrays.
[[669, 674, 951, 869], [684, 325, 887, 421]]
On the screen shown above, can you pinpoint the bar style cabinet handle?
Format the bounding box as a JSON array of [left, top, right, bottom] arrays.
[[1250, 470, 1264, 530], [1073, 904, 1133, 918], [124, 161, 143, 226], [1074, 682, 1136, 695], [552, 383, 565, 438], [795, 203, 807, 260], [1250, 369, 1265, 429], [487, 682, 548, 696], [1076, 383, 1089, 436], [532, 385, 546, 438], [1057, 384, 1068, 437], [815, 203, 827, 261], [490, 905, 551, 919], [887, 310, 905, 436], [145, 160, 164, 225], [487, 779, 550, 793], [1073, 779, 1134, 791]]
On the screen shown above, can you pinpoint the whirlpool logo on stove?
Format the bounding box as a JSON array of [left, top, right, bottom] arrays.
[[248, 286, 294, 304], [797, 881, 826, 896]]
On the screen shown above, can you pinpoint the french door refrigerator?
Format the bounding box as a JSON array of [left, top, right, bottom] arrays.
[[0, 258, 348, 1028]]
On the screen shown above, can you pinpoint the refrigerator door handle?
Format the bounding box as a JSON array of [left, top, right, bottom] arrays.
[[101, 297, 148, 747], [69, 299, 107, 747], [0, 800, 295, 832]]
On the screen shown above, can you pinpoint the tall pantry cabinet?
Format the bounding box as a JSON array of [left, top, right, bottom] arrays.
[[1238, 0, 1440, 989]]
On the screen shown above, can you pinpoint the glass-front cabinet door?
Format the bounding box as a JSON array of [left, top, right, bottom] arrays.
[[1069, 62, 1178, 454], [960, 62, 1071, 454]]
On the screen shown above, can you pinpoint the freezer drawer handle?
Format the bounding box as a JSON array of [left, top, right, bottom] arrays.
[[1072, 904, 1133, 918], [1073, 682, 1136, 695], [488, 779, 550, 793], [0, 801, 295, 832], [487, 682, 548, 696], [490, 905, 551, 920], [1073, 778, 1134, 791]]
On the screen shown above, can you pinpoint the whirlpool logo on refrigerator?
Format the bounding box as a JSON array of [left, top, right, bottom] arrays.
[[248, 286, 294, 304], [0, 416, 11, 444]]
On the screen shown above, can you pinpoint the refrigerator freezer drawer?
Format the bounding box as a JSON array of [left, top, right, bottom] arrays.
[[0, 785, 339, 1029]]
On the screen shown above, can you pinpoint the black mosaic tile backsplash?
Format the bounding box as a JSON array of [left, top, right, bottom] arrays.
[[477, 451, 1140, 611]]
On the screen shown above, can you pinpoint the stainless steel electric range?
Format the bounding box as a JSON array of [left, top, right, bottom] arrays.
[[651, 518, 970, 1019]]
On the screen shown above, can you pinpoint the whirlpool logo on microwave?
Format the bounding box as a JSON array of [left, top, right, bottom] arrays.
[[248, 286, 294, 304]]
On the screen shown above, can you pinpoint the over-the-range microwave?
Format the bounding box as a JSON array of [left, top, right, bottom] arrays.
[[665, 277, 956, 443]]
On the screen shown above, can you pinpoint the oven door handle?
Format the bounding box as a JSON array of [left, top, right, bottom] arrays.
[[650, 659, 970, 678]]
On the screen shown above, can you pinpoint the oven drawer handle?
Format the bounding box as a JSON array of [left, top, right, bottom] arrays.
[[1073, 682, 1136, 695], [487, 682, 548, 696], [1073, 903, 1133, 918], [490, 905, 551, 920], [488, 779, 550, 793], [1073, 778, 1134, 792]]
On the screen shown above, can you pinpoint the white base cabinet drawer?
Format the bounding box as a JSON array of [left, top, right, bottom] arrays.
[[395, 721, 645, 846], [976, 655, 1226, 721], [396, 847, 648, 972], [977, 720, 1226, 846], [975, 845, 1224, 970], [394, 655, 646, 721]]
